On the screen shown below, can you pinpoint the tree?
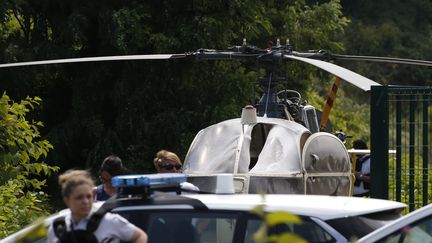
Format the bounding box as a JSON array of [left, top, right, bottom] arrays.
[[306, 84, 370, 147], [0, 0, 353, 180], [0, 93, 58, 237], [340, 0, 432, 86]]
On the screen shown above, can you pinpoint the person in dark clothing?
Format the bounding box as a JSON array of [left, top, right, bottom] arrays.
[[353, 139, 371, 197], [93, 155, 126, 201]]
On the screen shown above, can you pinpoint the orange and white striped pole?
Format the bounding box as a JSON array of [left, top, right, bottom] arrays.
[[320, 76, 341, 131]]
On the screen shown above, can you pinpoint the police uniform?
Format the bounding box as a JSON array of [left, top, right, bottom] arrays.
[[47, 206, 136, 243]]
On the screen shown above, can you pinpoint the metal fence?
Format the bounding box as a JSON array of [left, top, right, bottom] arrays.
[[371, 86, 432, 212]]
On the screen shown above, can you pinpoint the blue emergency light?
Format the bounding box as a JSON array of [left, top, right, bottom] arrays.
[[112, 173, 186, 188]]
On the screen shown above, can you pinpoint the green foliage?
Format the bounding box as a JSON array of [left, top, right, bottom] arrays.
[[0, 0, 352, 174], [341, 1, 432, 86], [278, 0, 349, 50], [305, 79, 370, 146], [0, 93, 58, 238]]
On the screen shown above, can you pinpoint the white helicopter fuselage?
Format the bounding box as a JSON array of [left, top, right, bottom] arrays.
[[183, 116, 353, 196]]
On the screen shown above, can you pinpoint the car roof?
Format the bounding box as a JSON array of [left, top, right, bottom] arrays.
[[109, 174, 405, 221], [357, 203, 432, 242], [174, 194, 405, 220]]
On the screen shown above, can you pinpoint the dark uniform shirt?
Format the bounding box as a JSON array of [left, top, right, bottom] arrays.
[[95, 184, 111, 201]]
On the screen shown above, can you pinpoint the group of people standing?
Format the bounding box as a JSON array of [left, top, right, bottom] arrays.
[[94, 150, 195, 201], [48, 149, 189, 243]]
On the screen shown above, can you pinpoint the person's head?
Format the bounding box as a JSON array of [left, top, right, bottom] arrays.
[[99, 155, 124, 187], [59, 170, 94, 220], [153, 150, 182, 173], [353, 139, 368, 150]]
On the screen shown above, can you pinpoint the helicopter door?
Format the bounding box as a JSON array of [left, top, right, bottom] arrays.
[[301, 132, 353, 196], [249, 123, 273, 170]]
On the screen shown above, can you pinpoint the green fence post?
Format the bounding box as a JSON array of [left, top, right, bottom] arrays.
[[409, 96, 416, 211], [423, 92, 429, 206], [371, 86, 389, 199], [396, 95, 401, 202]]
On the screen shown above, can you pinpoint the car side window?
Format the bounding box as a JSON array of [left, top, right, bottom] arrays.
[[120, 209, 335, 243], [244, 217, 335, 243], [292, 219, 335, 242], [120, 210, 238, 243], [378, 215, 432, 243], [198, 217, 236, 243]]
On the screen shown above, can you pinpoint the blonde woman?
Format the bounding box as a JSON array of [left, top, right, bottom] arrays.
[[153, 150, 199, 192], [153, 150, 183, 173], [47, 170, 147, 243]]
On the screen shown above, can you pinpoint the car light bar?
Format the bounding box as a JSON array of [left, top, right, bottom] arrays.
[[112, 173, 187, 187]]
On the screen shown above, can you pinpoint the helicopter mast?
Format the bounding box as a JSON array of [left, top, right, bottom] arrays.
[[195, 39, 294, 119], [255, 62, 288, 118]]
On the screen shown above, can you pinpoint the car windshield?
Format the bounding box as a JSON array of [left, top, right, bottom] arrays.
[[377, 214, 432, 243], [116, 209, 336, 243], [325, 210, 402, 241]]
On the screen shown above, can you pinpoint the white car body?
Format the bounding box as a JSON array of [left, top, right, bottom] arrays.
[[181, 194, 404, 220], [1, 194, 405, 243], [357, 203, 432, 243]]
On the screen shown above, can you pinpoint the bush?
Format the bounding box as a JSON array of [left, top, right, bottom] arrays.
[[0, 93, 58, 237]]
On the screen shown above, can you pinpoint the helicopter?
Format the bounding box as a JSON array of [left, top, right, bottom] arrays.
[[180, 39, 380, 196], [2, 39, 432, 196]]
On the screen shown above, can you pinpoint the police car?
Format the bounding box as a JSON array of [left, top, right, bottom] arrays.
[[1, 173, 406, 243]]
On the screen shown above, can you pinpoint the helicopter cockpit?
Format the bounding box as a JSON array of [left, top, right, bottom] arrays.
[[276, 89, 320, 133]]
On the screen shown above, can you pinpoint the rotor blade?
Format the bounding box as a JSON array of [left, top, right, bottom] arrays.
[[284, 55, 380, 91], [0, 54, 188, 68], [331, 54, 432, 67]]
